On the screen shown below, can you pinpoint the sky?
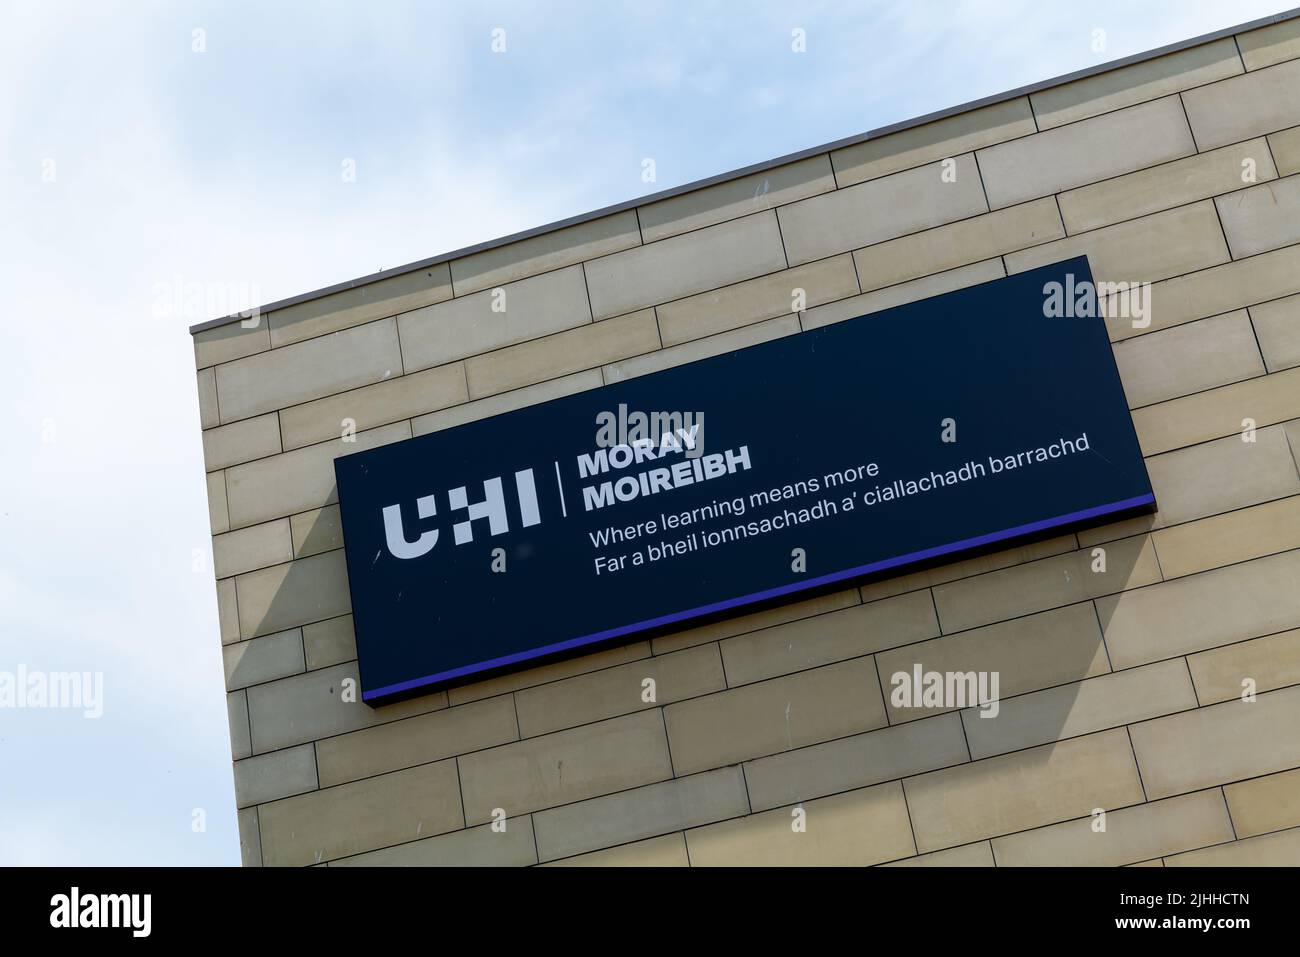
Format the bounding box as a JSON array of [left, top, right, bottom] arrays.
[[0, 0, 1293, 866]]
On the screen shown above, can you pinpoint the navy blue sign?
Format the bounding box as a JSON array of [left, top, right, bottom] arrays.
[[336, 257, 1155, 704]]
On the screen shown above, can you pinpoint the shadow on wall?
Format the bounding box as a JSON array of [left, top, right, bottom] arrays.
[[238, 497, 1157, 755], [876, 528, 1157, 788]]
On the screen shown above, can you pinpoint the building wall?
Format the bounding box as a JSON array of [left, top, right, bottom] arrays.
[[193, 15, 1300, 866]]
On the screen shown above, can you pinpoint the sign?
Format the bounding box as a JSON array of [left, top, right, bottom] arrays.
[[335, 257, 1155, 704]]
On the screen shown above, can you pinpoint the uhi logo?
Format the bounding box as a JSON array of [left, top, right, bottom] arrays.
[[382, 469, 541, 560]]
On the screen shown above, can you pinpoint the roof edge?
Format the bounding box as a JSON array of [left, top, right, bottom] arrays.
[[190, 6, 1300, 336]]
